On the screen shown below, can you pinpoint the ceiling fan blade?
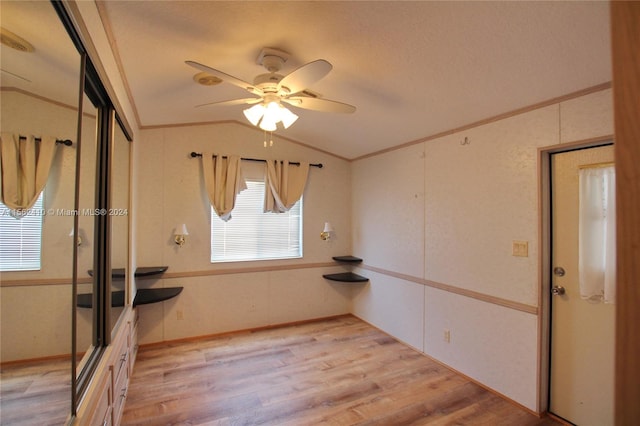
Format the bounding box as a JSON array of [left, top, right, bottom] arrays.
[[185, 60, 263, 96], [195, 98, 262, 108], [283, 96, 356, 114], [278, 59, 332, 95]]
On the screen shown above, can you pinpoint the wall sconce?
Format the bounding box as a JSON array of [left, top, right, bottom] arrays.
[[320, 222, 333, 241], [69, 228, 82, 247], [174, 224, 189, 247]]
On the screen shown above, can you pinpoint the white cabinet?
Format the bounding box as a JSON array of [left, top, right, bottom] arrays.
[[76, 307, 137, 425]]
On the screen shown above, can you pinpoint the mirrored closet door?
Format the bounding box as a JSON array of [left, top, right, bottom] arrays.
[[0, 0, 133, 422], [0, 1, 82, 423]]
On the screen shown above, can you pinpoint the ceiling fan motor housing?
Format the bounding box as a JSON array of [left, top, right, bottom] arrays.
[[257, 47, 289, 72], [254, 48, 293, 95], [253, 73, 287, 95]]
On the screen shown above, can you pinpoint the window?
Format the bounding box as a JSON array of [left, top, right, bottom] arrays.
[[0, 193, 44, 271], [578, 165, 616, 303], [211, 180, 302, 262]]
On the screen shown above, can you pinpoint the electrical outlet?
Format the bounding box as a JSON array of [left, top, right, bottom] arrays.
[[177, 310, 184, 320], [512, 240, 529, 257], [443, 329, 450, 343]]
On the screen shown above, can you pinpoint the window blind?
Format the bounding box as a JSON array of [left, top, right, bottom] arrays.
[[0, 193, 44, 271], [211, 180, 302, 262]]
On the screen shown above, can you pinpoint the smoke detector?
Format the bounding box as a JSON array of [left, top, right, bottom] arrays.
[[193, 72, 222, 86], [1, 28, 34, 52]]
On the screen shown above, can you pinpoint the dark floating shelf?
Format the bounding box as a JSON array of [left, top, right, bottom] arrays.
[[78, 266, 177, 308], [87, 268, 126, 278], [77, 287, 183, 308], [332, 256, 363, 263], [135, 266, 168, 277], [134, 287, 183, 306], [324, 255, 368, 283], [86, 266, 168, 279], [77, 291, 126, 308], [323, 272, 369, 283]]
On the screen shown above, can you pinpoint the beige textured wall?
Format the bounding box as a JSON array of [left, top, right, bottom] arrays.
[[134, 123, 352, 344], [351, 144, 425, 277], [424, 105, 558, 305], [351, 88, 614, 411]]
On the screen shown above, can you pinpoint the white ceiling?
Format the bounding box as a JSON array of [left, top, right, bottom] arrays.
[[3, 1, 612, 160]]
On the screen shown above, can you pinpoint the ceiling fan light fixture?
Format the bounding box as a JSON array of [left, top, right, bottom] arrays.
[[279, 106, 298, 129], [259, 116, 278, 132], [187, 50, 355, 136], [243, 103, 265, 126], [243, 101, 298, 131], [262, 101, 281, 123]]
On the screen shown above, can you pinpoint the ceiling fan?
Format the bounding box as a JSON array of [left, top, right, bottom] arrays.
[[185, 47, 356, 131]]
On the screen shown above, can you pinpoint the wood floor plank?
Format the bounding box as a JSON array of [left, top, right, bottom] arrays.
[[122, 315, 559, 425], [0, 357, 71, 426]]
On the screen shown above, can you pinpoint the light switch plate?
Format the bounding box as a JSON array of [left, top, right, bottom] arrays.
[[512, 240, 529, 257]]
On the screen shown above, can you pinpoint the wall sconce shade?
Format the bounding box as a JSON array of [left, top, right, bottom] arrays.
[[320, 222, 333, 240], [174, 223, 189, 247]]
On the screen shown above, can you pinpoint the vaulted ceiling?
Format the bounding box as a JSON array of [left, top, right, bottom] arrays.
[[3, 1, 612, 159]]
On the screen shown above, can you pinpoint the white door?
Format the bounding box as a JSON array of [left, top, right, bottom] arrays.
[[549, 145, 615, 425]]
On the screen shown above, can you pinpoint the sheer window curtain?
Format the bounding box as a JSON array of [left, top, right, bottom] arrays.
[[264, 160, 309, 213], [578, 165, 616, 303], [0, 133, 58, 211], [201, 154, 247, 221]]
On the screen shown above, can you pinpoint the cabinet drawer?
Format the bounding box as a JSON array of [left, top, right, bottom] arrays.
[[88, 369, 112, 426], [112, 354, 129, 425], [113, 329, 130, 381]]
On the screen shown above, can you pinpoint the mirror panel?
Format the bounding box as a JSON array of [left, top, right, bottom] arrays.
[[0, 0, 81, 423], [109, 121, 130, 333], [75, 92, 99, 374]]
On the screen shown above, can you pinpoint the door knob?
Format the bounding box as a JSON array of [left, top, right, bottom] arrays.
[[553, 267, 566, 277], [552, 286, 566, 296]]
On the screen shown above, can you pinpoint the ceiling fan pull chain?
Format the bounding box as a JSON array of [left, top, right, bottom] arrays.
[[263, 130, 274, 148]]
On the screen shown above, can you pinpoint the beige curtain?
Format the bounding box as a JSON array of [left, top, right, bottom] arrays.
[[0, 133, 58, 211], [202, 153, 246, 221], [264, 160, 309, 213]]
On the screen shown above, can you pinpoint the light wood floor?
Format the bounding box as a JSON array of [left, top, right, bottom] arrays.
[[0, 357, 71, 425], [122, 315, 559, 425]]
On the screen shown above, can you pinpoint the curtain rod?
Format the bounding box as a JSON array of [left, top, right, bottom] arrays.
[[189, 152, 323, 168], [18, 135, 73, 146]]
